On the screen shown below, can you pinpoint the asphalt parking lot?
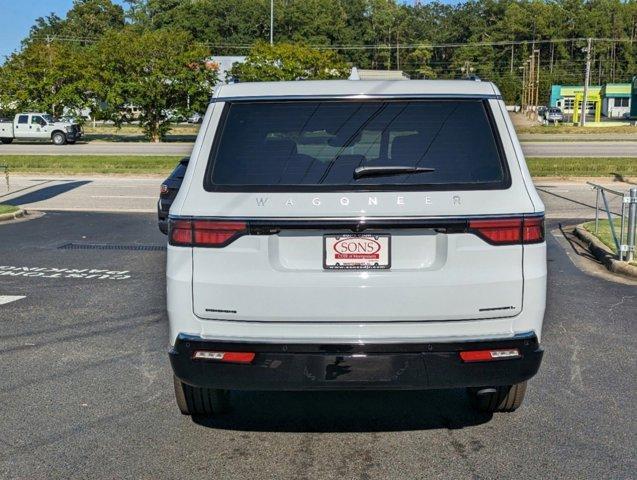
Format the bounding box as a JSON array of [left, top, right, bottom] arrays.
[[0, 208, 635, 479]]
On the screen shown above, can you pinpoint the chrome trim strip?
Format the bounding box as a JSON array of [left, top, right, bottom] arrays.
[[210, 93, 503, 103], [168, 213, 544, 222]]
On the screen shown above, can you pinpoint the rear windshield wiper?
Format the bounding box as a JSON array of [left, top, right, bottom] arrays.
[[353, 165, 435, 180]]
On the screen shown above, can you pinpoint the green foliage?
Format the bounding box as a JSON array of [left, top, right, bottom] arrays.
[[229, 42, 350, 82], [88, 28, 215, 142], [28, 0, 125, 40], [0, 41, 89, 116], [407, 47, 436, 79]]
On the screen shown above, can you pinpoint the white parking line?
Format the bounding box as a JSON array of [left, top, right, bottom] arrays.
[[0, 295, 26, 306]]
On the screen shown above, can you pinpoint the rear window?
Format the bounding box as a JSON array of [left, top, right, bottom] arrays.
[[205, 99, 509, 191]]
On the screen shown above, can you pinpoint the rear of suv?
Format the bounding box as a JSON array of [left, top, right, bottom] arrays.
[[167, 80, 546, 416]]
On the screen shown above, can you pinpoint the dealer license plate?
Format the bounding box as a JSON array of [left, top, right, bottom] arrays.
[[323, 234, 391, 270]]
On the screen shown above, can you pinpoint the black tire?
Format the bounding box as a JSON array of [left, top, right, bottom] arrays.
[[468, 381, 527, 413], [52, 132, 67, 145], [173, 375, 230, 416], [1, 138, 13, 144]]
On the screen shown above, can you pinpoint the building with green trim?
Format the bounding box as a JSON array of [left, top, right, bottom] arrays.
[[549, 83, 631, 119], [601, 83, 631, 118]]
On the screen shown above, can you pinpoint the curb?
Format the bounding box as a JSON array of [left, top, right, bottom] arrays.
[[574, 225, 637, 278], [0, 208, 25, 222]]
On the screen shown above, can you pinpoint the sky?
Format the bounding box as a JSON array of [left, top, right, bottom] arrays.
[[0, 0, 454, 63], [0, 0, 127, 61]]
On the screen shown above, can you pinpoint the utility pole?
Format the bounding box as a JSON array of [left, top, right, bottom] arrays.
[[270, 0, 274, 45], [523, 50, 540, 119], [580, 38, 592, 127], [533, 49, 540, 116], [520, 64, 528, 112], [510, 45, 514, 74]]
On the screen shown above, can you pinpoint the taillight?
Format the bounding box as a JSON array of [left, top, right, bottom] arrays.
[[169, 219, 247, 247], [160, 184, 169, 196], [469, 215, 544, 245], [522, 216, 544, 243]]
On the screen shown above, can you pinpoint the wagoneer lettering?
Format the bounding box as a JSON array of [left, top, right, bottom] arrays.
[[167, 79, 546, 417]]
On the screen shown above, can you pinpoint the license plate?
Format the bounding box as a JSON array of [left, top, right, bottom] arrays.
[[323, 234, 391, 270]]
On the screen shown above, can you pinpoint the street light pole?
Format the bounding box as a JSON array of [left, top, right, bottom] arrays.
[[270, 0, 274, 45]]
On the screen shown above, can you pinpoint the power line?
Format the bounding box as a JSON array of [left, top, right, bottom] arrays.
[[29, 35, 636, 51]]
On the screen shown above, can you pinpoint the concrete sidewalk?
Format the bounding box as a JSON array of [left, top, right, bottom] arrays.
[[1, 174, 633, 219]]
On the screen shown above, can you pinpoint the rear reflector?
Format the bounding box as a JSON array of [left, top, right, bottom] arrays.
[[192, 351, 255, 364], [469, 216, 544, 245], [459, 349, 521, 362], [169, 220, 247, 247]]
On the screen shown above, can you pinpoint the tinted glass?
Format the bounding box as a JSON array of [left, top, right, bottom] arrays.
[[171, 162, 187, 180], [206, 100, 507, 190], [18, 115, 28, 124]]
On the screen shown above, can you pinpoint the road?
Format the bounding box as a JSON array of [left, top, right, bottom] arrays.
[[1, 140, 637, 157], [0, 211, 634, 479], [2, 174, 633, 219]]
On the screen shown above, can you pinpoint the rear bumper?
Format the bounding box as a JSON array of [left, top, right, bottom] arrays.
[[170, 332, 543, 391]]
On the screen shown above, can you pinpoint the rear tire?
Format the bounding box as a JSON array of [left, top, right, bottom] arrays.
[[468, 381, 527, 413], [52, 132, 67, 145], [173, 375, 230, 416], [1, 138, 13, 144]]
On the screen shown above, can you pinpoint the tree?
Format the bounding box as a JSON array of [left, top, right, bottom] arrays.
[[28, 0, 125, 41], [406, 47, 436, 79], [88, 28, 216, 142], [0, 40, 88, 116], [229, 42, 350, 82]]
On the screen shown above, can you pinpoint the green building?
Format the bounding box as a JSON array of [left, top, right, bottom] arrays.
[[549, 85, 602, 114], [549, 82, 632, 119], [600, 83, 632, 119]]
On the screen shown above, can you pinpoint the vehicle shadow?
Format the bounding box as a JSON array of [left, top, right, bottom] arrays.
[[193, 389, 492, 433], [4, 180, 91, 206]]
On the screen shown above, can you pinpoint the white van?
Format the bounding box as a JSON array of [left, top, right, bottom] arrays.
[[167, 80, 546, 416]]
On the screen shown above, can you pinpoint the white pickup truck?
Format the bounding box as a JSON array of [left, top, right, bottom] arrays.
[[0, 113, 82, 145]]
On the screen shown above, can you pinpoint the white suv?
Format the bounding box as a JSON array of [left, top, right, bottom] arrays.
[[167, 80, 546, 416]]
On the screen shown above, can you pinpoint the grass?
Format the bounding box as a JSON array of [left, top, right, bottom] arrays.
[[82, 123, 199, 142], [0, 204, 19, 215], [1, 155, 183, 174], [2, 155, 636, 178], [582, 219, 637, 266], [516, 124, 637, 135], [526, 157, 637, 177]]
